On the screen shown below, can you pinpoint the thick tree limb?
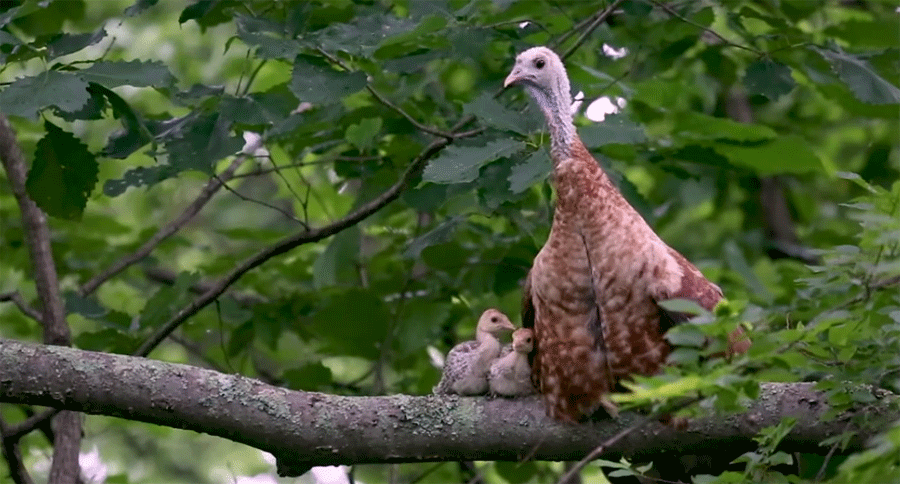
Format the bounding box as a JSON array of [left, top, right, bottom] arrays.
[[1, 116, 81, 484], [1, 339, 896, 477]]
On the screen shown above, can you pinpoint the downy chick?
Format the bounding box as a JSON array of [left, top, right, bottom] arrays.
[[434, 309, 516, 395], [489, 328, 537, 397]]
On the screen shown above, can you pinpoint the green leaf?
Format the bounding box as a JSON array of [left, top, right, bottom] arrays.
[[825, 19, 900, 50], [613, 375, 705, 402], [290, 55, 367, 104], [495, 461, 538, 484], [579, 114, 647, 148], [677, 112, 777, 142], [813, 46, 900, 105], [723, 240, 773, 302], [104, 165, 177, 197], [313, 226, 360, 289], [76, 60, 176, 88], [46, 28, 107, 60], [282, 363, 333, 391], [75, 328, 138, 354], [26, 121, 98, 220], [235, 15, 300, 59], [165, 113, 244, 174], [65, 293, 132, 330], [91, 83, 154, 158], [124, 0, 159, 17], [178, 0, 219, 24], [376, 14, 447, 50], [666, 324, 707, 347], [139, 272, 200, 329], [657, 299, 710, 318], [744, 60, 795, 100], [227, 321, 255, 357], [0, 71, 90, 119], [464, 92, 524, 134], [712, 136, 822, 175], [422, 139, 524, 184], [345, 117, 382, 150], [309, 288, 391, 358], [404, 216, 462, 258], [508, 150, 551, 193], [393, 300, 448, 358]]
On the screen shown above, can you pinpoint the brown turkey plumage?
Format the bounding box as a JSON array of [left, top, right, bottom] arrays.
[[504, 46, 750, 422]]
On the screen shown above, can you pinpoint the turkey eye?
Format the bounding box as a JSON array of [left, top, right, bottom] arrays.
[[491, 316, 498, 322], [535, 58, 545, 69]]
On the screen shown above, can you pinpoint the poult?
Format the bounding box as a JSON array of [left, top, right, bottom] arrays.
[[433, 309, 516, 395], [489, 328, 537, 397]]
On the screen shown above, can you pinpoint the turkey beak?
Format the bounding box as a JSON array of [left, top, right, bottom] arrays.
[[504, 67, 522, 88], [500, 319, 516, 332]]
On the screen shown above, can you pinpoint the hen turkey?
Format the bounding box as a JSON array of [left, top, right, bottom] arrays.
[[504, 46, 750, 422]]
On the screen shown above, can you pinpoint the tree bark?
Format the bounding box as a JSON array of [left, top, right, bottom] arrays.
[[1, 338, 896, 477], [1, 115, 82, 484]]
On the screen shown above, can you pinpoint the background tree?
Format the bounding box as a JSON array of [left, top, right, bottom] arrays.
[[1, 1, 898, 483]]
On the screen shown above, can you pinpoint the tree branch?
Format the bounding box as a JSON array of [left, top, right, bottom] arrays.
[[0, 291, 43, 323], [0, 416, 34, 484], [78, 150, 253, 297], [0, 115, 81, 483], [132, 119, 469, 358], [648, 0, 762, 55], [560, 0, 628, 61], [1, 338, 896, 477]]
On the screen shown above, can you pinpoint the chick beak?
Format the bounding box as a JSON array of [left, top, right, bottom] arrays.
[[501, 319, 517, 332], [504, 67, 522, 88]]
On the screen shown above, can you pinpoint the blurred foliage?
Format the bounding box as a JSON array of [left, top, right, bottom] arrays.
[[1, 0, 898, 483]]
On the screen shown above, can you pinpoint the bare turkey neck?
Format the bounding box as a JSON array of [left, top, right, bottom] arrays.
[[526, 80, 575, 159]]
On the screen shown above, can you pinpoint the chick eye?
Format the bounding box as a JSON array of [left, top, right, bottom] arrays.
[[491, 316, 498, 322], [535, 58, 545, 69]]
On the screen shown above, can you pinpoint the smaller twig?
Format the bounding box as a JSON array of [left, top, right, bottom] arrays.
[[649, 0, 761, 55], [79, 150, 253, 297], [143, 267, 264, 306], [0, 291, 42, 322], [814, 423, 851, 482], [0, 417, 35, 484], [555, 397, 702, 484], [4, 409, 58, 442], [551, 9, 605, 50], [561, 0, 628, 61], [214, 174, 309, 227], [365, 85, 456, 139], [315, 48, 456, 139], [481, 19, 550, 33]]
